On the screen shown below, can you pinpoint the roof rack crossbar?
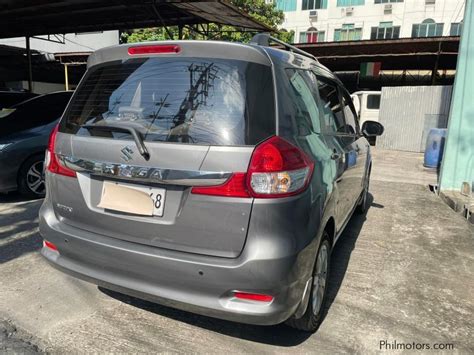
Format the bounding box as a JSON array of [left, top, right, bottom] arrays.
[[250, 33, 318, 62]]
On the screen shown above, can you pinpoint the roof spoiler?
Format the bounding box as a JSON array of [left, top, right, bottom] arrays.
[[250, 33, 318, 62]]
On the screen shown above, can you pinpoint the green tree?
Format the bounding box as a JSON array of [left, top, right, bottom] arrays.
[[122, 0, 294, 44]]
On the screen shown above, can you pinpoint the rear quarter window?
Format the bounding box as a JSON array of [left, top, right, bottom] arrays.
[[276, 68, 322, 137], [60, 58, 275, 146]]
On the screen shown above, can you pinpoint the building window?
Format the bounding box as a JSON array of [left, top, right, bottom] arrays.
[[450, 22, 463, 36], [334, 24, 362, 41], [412, 19, 444, 37], [337, 0, 365, 6], [302, 0, 328, 10], [299, 28, 326, 43], [275, 0, 297, 11], [375, 0, 403, 3], [371, 22, 400, 40]]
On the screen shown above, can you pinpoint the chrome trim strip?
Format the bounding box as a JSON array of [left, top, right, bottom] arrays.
[[58, 155, 232, 186]]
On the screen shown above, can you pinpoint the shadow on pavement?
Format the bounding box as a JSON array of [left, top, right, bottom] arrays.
[[325, 193, 377, 310], [0, 192, 43, 264], [100, 287, 312, 346], [0, 192, 43, 204], [99, 193, 380, 346], [0, 232, 42, 264]]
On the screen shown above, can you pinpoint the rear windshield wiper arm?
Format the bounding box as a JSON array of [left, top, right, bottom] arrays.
[[82, 123, 150, 161]]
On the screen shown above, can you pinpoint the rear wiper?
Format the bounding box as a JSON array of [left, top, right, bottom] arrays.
[[82, 123, 150, 161]]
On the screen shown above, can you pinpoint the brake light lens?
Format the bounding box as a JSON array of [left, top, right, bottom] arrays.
[[247, 136, 314, 198], [46, 124, 76, 178], [191, 173, 250, 198], [128, 44, 181, 55], [43, 240, 58, 252], [191, 136, 314, 199], [233, 292, 274, 303]]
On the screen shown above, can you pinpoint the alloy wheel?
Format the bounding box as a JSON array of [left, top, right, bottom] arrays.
[[26, 161, 45, 195], [312, 243, 328, 315]]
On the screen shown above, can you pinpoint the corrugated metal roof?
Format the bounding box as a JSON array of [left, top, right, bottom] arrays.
[[296, 37, 459, 71], [0, 0, 271, 39]]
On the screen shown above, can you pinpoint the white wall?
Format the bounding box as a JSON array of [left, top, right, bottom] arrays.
[[279, 0, 465, 43], [0, 31, 119, 53]]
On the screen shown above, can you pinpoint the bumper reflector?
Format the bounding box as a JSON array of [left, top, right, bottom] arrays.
[[234, 292, 273, 302], [43, 240, 58, 252]]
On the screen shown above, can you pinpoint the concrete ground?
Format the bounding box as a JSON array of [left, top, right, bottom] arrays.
[[0, 148, 473, 354]]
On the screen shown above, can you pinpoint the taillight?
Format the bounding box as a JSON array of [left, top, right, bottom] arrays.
[[191, 136, 313, 198], [247, 136, 314, 198], [190, 173, 250, 198], [233, 292, 274, 303], [46, 124, 76, 178], [128, 44, 181, 55]]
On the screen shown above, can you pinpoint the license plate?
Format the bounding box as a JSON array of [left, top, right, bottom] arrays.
[[100, 181, 166, 217]]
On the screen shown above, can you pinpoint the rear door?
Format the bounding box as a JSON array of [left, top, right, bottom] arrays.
[[52, 53, 275, 258], [340, 92, 367, 207], [315, 76, 358, 231]]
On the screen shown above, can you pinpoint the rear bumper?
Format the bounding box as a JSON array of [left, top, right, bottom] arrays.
[[39, 201, 314, 326]]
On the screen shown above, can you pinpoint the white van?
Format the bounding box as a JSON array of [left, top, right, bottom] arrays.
[[351, 91, 381, 126]]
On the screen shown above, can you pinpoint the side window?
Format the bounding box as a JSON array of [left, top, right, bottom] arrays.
[[316, 79, 346, 134], [367, 94, 381, 110], [341, 95, 359, 135], [284, 69, 321, 135]]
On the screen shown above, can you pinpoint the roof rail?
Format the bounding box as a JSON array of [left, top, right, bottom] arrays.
[[250, 33, 318, 62]]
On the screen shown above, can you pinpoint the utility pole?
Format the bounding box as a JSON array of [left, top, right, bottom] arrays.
[[169, 63, 217, 142]]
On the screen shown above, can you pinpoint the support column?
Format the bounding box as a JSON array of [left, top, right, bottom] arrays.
[[439, 1, 474, 194], [26, 36, 33, 92], [431, 42, 441, 85], [64, 64, 69, 91]]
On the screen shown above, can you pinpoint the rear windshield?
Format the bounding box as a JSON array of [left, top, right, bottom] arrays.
[[60, 57, 275, 146]]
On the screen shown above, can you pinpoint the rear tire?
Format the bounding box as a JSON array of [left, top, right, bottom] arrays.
[[286, 231, 331, 332], [356, 171, 370, 214], [18, 155, 46, 198]]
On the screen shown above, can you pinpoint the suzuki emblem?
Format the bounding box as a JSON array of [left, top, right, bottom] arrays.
[[121, 146, 134, 162]]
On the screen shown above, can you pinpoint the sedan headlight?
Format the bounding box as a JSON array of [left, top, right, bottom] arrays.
[[0, 143, 12, 152]]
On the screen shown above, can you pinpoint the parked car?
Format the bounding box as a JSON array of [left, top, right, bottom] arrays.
[[0, 91, 73, 197], [0, 90, 38, 110], [39, 36, 383, 332], [351, 90, 381, 126]]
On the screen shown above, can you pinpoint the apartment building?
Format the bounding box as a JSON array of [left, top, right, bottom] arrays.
[[272, 0, 465, 43]]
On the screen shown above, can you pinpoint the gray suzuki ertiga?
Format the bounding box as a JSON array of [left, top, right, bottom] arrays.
[[39, 34, 383, 332]]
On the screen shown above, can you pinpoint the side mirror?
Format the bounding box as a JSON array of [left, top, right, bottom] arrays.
[[362, 120, 384, 137]]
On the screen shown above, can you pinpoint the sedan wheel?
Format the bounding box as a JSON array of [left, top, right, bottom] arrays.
[[19, 155, 46, 198], [26, 161, 45, 195]]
